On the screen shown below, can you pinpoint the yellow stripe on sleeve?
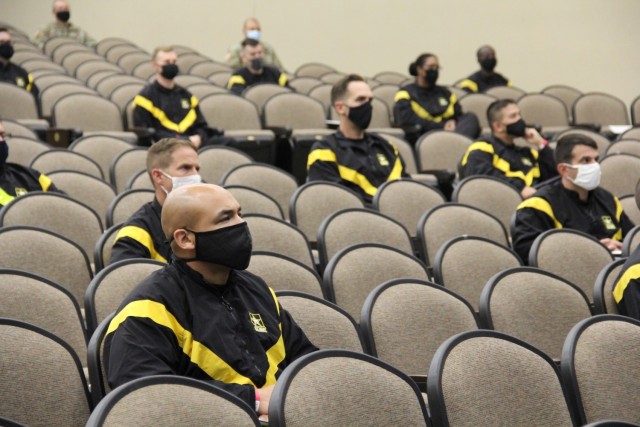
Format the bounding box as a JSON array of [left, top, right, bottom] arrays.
[[613, 264, 640, 303], [516, 197, 563, 229], [113, 225, 168, 263]]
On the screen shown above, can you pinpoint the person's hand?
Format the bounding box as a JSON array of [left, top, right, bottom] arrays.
[[524, 127, 545, 149], [257, 384, 275, 415], [188, 134, 202, 149], [600, 238, 622, 252], [520, 186, 537, 199], [444, 120, 456, 131]]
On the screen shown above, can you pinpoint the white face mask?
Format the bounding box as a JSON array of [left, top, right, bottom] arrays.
[[246, 29, 261, 40], [160, 171, 202, 194], [565, 162, 601, 191]]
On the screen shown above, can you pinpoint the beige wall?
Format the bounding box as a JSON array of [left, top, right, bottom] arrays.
[[2, 0, 639, 107]]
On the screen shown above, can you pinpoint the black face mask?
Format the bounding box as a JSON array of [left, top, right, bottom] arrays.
[[184, 222, 253, 270], [0, 141, 8, 166], [56, 11, 71, 22], [160, 63, 179, 80], [481, 57, 497, 72], [425, 69, 439, 86], [250, 57, 264, 71], [347, 100, 373, 130], [0, 43, 14, 60], [506, 118, 527, 137]]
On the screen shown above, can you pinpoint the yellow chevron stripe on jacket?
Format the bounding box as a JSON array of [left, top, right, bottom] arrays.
[[461, 141, 540, 186], [134, 94, 199, 133]]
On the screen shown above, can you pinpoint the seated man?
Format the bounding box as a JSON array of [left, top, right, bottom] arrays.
[[224, 17, 283, 70], [105, 183, 317, 417], [307, 74, 407, 204], [512, 134, 634, 263], [0, 28, 39, 98], [227, 38, 289, 96], [34, 0, 96, 48], [458, 45, 511, 94], [459, 99, 557, 199], [0, 120, 61, 207], [133, 46, 210, 148], [613, 241, 640, 321], [109, 138, 201, 265]]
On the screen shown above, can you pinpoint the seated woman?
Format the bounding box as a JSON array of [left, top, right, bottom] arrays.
[[394, 53, 479, 144]]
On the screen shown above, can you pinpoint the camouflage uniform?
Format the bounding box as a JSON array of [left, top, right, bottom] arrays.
[[34, 22, 96, 48]]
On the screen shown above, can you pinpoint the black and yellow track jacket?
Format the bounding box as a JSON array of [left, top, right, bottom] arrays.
[[612, 245, 640, 320], [512, 178, 634, 263], [104, 260, 317, 408], [459, 135, 557, 191], [227, 65, 289, 96], [394, 83, 461, 133], [109, 198, 169, 265], [0, 163, 59, 206], [132, 81, 209, 142], [0, 61, 38, 98], [306, 130, 406, 204], [458, 70, 510, 94]]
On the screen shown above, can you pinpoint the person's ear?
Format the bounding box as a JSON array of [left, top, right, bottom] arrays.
[[172, 229, 195, 251], [151, 168, 165, 186], [335, 100, 347, 116], [557, 162, 568, 176]]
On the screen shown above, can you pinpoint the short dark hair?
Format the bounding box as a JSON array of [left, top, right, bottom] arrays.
[[0, 28, 9, 34], [331, 74, 365, 105], [408, 53, 436, 76], [554, 134, 598, 164], [241, 38, 260, 48], [487, 98, 516, 130]]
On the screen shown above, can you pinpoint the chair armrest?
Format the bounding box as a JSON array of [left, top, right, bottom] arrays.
[[264, 126, 293, 139], [45, 128, 83, 147]]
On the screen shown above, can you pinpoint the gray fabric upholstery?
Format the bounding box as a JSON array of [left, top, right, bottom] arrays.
[[109, 148, 148, 193], [6, 136, 50, 167], [542, 85, 583, 121], [106, 189, 154, 228], [263, 92, 327, 129], [600, 154, 640, 198], [52, 93, 124, 132], [243, 84, 292, 113], [415, 130, 474, 173], [244, 216, 314, 268], [326, 244, 429, 320], [482, 269, 591, 360], [30, 149, 103, 179], [0, 321, 91, 427], [432, 334, 573, 427], [553, 128, 611, 158], [290, 182, 364, 244], [199, 93, 264, 130], [457, 94, 496, 134], [570, 318, 640, 424], [40, 83, 97, 118], [0, 82, 38, 120], [619, 197, 640, 234], [69, 135, 135, 180], [197, 146, 253, 185], [593, 260, 624, 314], [0, 227, 92, 303], [435, 237, 521, 310], [294, 62, 337, 79], [278, 293, 363, 352], [573, 92, 630, 127], [227, 186, 284, 219], [485, 85, 526, 100], [248, 253, 322, 297]]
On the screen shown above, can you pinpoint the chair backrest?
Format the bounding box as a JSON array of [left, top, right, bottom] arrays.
[[542, 84, 583, 121], [374, 132, 419, 174], [483, 85, 526, 100], [249, 252, 322, 297], [262, 92, 328, 129], [43, 36, 83, 55], [415, 130, 474, 173], [221, 163, 298, 220], [561, 315, 640, 426], [553, 127, 612, 157], [86, 374, 260, 427], [109, 82, 145, 112], [34, 73, 83, 92], [269, 349, 429, 427], [573, 92, 630, 126], [93, 222, 123, 273], [125, 169, 154, 190], [109, 147, 148, 193], [581, 421, 640, 427], [0, 318, 92, 427], [242, 83, 292, 113], [307, 83, 333, 112], [197, 145, 254, 185], [30, 148, 104, 179], [61, 51, 104, 74], [317, 208, 413, 270], [95, 74, 145, 98], [606, 139, 640, 158], [457, 93, 497, 133], [69, 134, 134, 179], [52, 93, 124, 132], [433, 235, 523, 310], [599, 153, 640, 198], [0, 189, 103, 256], [323, 243, 430, 319], [87, 312, 115, 405], [276, 290, 364, 351], [428, 330, 576, 427], [75, 61, 123, 84], [319, 71, 347, 84], [372, 83, 401, 113], [480, 267, 592, 360], [243, 214, 314, 269], [104, 43, 144, 63], [287, 76, 322, 94], [116, 51, 151, 74], [622, 223, 640, 257], [208, 70, 232, 87], [0, 269, 87, 365], [289, 181, 365, 244], [198, 93, 262, 130], [84, 258, 165, 335], [105, 188, 155, 228], [96, 38, 136, 55], [294, 62, 337, 78], [48, 170, 117, 224], [131, 61, 155, 80], [0, 81, 39, 120], [3, 119, 40, 139], [417, 203, 509, 266], [517, 92, 571, 127], [5, 135, 50, 167], [593, 258, 626, 314], [373, 179, 446, 238], [632, 96, 640, 126], [0, 226, 93, 304], [361, 278, 478, 377], [39, 82, 97, 118], [189, 61, 232, 78], [452, 175, 523, 235], [225, 185, 284, 219], [529, 229, 614, 303]]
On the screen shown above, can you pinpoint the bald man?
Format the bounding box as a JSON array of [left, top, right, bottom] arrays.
[[104, 184, 317, 417], [34, 0, 96, 48], [224, 17, 283, 70], [458, 45, 511, 94]]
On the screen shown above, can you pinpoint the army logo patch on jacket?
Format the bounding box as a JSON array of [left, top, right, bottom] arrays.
[[250, 313, 267, 333]]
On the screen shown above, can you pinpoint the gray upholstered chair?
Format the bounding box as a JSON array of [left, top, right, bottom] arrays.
[[69, 134, 135, 179], [572, 92, 630, 127], [108, 147, 148, 193], [226, 186, 284, 220], [105, 188, 154, 228], [599, 153, 640, 198], [517, 93, 571, 137], [5, 135, 50, 167], [593, 258, 627, 314], [87, 312, 115, 405], [197, 145, 254, 185], [92, 222, 123, 273], [248, 252, 322, 298], [30, 148, 104, 179]]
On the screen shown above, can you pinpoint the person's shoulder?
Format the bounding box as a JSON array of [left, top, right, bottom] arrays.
[[121, 263, 177, 302], [136, 82, 156, 96], [3, 162, 40, 178], [466, 70, 483, 80], [592, 186, 618, 202]]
